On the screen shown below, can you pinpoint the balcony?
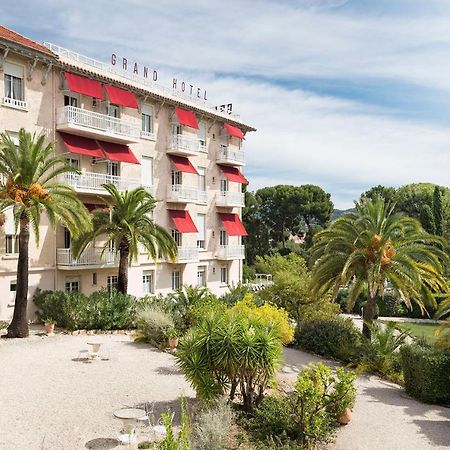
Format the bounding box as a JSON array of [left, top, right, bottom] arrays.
[[57, 247, 117, 269], [61, 171, 150, 195], [216, 245, 245, 260], [167, 134, 200, 156], [167, 184, 206, 204], [2, 96, 28, 111], [56, 105, 140, 144], [175, 246, 199, 263], [216, 145, 245, 166], [216, 191, 245, 208]]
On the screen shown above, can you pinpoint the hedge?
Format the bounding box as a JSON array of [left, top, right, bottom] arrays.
[[400, 344, 450, 404]]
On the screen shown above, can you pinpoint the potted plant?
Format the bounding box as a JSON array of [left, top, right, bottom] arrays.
[[166, 328, 179, 350], [44, 318, 56, 335]]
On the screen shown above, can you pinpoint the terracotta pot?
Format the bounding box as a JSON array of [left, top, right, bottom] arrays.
[[338, 408, 352, 425], [168, 336, 179, 349], [45, 323, 55, 335]]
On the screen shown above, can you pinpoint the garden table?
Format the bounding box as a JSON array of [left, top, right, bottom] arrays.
[[86, 342, 103, 359], [114, 408, 147, 444]]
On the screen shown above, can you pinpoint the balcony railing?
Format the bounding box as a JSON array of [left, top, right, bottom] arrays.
[[167, 184, 202, 203], [57, 105, 140, 143], [216, 191, 245, 207], [141, 130, 156, 141], [176, 246, 199, 263], [167, 134, 200, 156], [216, 245, 245, 260], [61, 171, 148, 194], [57, 247, 117, 267], [2, 96, 28, 111], [216, 145, 245, 166]]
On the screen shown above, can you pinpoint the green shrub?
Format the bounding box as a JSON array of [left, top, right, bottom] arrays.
[[33, 288, 136, 330], [400, 343, 450, 404], [191, 397, 233, 450], [176, 308, 283, 412], [295, 316, 362, 363], [135, 306, 174, 346], [249, 363, 356, 449], [157, 396, 191, 450]]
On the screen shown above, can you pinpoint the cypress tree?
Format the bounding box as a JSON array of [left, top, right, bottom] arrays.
[[420, 204, 435, 234], [433, 186, 443, 236]]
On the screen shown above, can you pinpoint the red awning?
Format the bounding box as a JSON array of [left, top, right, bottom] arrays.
[[64, 72, 104, 100], [169, 210, 198, 233], [84, 203, 108, 213], [169, 155, 198, 174], [104, 84, 138, 109], [175, 108, 198, 129], [218, 213, 248, 237], [98, 141, 140, 164], [224, 123, 245, 140], [59, 132, 104, 158], [218, 165, 249, 185]]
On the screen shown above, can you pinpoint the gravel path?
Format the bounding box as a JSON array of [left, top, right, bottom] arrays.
[[279, 347, 450, 450], [0, 329, 194, 450]]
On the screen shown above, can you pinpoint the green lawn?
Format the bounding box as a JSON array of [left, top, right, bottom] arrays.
[[386, 322, 440, 345]]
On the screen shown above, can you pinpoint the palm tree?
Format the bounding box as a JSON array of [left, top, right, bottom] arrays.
[[0, 129, 91, 338], [72, 184, 177, 293], [310, 197, 448, 338]]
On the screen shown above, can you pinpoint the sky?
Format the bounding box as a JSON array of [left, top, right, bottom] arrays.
[[3, 0, 450, 208]]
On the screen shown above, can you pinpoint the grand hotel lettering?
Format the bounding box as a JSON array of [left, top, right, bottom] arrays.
[[111, 53, 208, 101]]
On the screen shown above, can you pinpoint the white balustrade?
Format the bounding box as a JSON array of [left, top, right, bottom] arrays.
[[216, 245, 245, 260], [167, 134, 200, 155], [140, 130, 156, 140], [61, 171, 144, 193], [198, 190, 208, 204], [217, 145, 245, 165], [2, 96, 28, 111], [216, 191, 245, 207], [176, 246, 199, 262], [57, 247, 117, 267], [167, 184, 200, 202], [57, 105, 140, 140]]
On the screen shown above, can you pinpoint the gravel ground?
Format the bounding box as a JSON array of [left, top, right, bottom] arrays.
[[0, 328, 194, 450], [280, 347, 450, 450]]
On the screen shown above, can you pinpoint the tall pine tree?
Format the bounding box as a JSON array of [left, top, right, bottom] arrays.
[[420, 204, 435, 234], [433, 186, 443, 236]]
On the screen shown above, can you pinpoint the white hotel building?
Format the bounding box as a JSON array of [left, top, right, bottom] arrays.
[[0, 25, 255, 321]]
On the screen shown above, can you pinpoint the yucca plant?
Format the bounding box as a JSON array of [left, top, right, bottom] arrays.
[[72, 184, 177, 293], [176, 308, 283, 412], [0, 129, 91, 338], [311, 196, 448, 338]]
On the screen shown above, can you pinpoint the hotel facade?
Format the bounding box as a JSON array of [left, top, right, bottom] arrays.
[[0, 26, 255, 321]]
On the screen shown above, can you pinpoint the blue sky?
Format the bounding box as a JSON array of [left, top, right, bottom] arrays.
[[3, 0, 450, 208]]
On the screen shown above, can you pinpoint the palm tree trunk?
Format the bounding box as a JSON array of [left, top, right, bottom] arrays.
[[362, 292, 377, 340], [117, 240, 129, 294], [6, 216, 30, 338]]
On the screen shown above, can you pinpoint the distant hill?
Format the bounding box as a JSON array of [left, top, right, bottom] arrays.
[[331, 208, 355, 221]]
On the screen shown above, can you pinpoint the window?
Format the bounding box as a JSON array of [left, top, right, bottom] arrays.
[[197, 266, 206, 287], [65, 278, 80, 292], [220, 179, 229, 193], [66, 157, 79, 169], [107, 104, 120, 118], [171, 229, 182, 246], [171, 170, 182, 186], [63, 228, 71, 249], [196, 213, 206, 249], [220, 267, 228, 284], [142, 270, 155, 294], [142, 156, 153, 188], [5, 235, 18, 254], [172, 270, 181, 290], [64, 95, 78, 107], [141, 105, 153, 134], [198, 122, 206, 149], [107, 161, 119, 178], [107, 275, 118, 292], [4, 62, 24, 101], [172, 124, 182, 136], [198, 167, 206, 192], [219, 230, 228, 246], [92, 273, 97, 286]]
